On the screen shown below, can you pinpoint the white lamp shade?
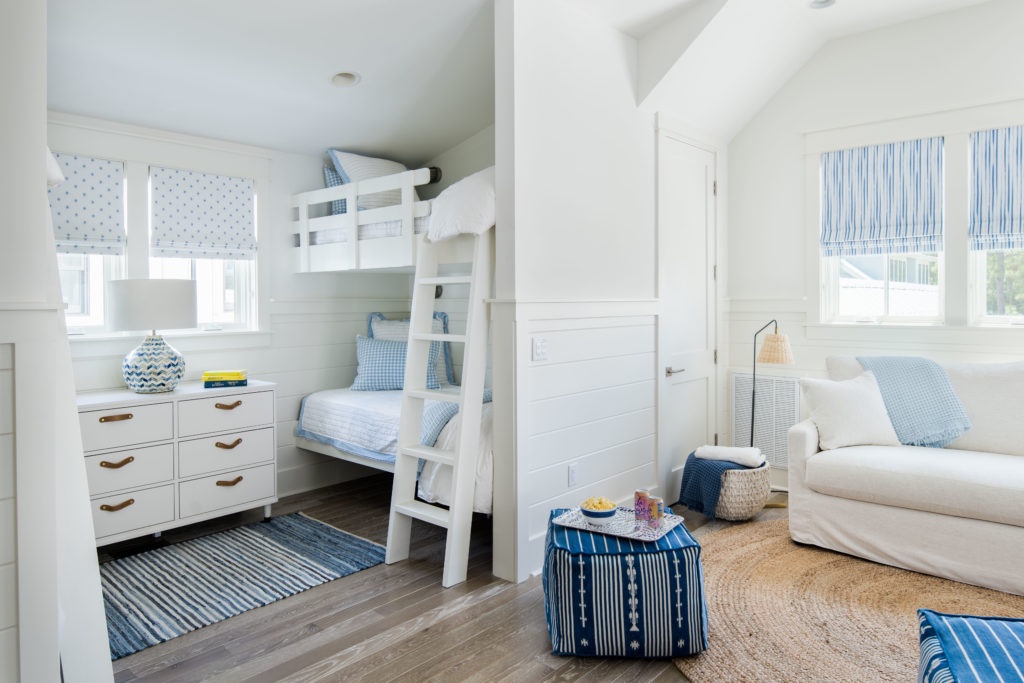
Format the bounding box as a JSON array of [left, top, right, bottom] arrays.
[[107, 279, 197, 332]]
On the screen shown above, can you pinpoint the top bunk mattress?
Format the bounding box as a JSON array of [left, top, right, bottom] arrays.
[[301, 215, 430, 246]]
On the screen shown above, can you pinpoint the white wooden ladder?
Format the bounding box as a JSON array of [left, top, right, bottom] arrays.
[[385, 228, 493, 587]]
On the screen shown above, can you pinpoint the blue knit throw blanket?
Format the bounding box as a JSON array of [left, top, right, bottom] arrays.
[[678, 452, 749, 519], [857, 356, 971, 448]]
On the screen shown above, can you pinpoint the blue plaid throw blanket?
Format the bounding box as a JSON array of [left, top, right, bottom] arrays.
[[857, 356, 971, 448], [678, 452, 748, 518]]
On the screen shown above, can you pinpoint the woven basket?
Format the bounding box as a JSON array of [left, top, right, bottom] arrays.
[[714, 464, 771, 521]]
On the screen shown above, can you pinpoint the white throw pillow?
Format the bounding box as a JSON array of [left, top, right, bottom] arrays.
[[427, 166, 495, 242], [799, 372, 900, 450]]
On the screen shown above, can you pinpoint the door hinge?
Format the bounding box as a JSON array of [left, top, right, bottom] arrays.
[[713, 264, 717, 281], [713, 180, 718, 196], [714, 433, 719, 446], [714, 349, 718, 365]]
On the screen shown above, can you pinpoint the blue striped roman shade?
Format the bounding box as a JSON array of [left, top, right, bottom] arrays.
[[970, 125, 1024, 250], [820, 137, 944, 256]]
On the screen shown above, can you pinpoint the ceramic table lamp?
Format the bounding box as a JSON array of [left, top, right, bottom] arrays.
[[107, 279, 198, 393]]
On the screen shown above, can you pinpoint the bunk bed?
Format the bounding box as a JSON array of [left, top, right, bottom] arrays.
[[291, 160, 497, 582]]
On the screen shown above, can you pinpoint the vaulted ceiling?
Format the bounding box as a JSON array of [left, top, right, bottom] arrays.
[[47, 0, 995, 164]]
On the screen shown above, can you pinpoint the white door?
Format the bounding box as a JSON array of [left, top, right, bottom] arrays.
[[657, 131, 717, 504]]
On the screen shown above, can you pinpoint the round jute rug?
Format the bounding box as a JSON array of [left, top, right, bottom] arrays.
[[675, 518, 1024, 682]]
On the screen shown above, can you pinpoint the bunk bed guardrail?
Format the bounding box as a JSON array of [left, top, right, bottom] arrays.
[[290, 166, 440, 273]]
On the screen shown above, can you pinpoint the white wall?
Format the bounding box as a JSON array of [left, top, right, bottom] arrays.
[[726, 0, 1024, 431], [496, 0, 658, 580], [419, 124, 495, 200]]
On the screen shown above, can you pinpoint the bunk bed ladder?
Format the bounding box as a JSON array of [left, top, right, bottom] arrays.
[[385, 229, 493, 588]]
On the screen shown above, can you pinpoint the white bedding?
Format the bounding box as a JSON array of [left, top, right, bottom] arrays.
[[295, 387, 493, 514]]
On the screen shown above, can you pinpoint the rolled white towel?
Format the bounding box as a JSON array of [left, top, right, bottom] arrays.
[[694, 445, 765, 469]]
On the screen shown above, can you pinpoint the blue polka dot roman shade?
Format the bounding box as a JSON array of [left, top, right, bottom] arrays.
[[150, 166, 256, 260], [970, 125, 1024, 251], [46, 153, 126, 254], [820, 137, 944, 256]]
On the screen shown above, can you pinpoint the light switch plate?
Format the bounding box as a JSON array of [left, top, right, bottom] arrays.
[[532, 336, 548, 361]]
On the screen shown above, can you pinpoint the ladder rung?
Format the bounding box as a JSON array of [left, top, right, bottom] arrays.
[[418, 275, 472, 286], [394, 499, 450, 528], [399, 444, 455, 467], [412, 332, 467, 344], [405, 389, 462, 404]]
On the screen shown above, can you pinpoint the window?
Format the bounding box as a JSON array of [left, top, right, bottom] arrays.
[[969, 125, 1024, 322], [149, 166, 257, 329], [48, 153, 258, 333], [819, 137, 944, 322]]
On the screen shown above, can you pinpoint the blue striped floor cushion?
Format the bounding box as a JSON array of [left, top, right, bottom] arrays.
[[542, 509, 709, 658], [919, 609, 1024, 683]]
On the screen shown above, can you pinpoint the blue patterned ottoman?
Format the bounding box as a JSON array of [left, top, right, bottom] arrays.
[[542, 508, 709, 658], [919, 609, 1024, 683]]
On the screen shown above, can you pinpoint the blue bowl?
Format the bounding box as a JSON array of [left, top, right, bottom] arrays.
[[580, 506, 617, 527]]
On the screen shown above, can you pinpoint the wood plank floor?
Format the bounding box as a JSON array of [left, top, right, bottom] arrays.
[[104, 474, 788, 682]]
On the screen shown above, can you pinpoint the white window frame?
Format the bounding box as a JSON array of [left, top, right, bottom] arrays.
[[804, 101, 1024, 329], [48, 113, 270, 338]]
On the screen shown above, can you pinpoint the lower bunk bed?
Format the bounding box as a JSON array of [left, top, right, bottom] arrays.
[[295, 387, 494, 514]]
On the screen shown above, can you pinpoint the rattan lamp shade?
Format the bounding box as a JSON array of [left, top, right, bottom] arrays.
[[756, 333, 794, 365]]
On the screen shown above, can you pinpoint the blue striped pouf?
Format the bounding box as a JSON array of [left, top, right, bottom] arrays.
[[542, 509, 709, 658]]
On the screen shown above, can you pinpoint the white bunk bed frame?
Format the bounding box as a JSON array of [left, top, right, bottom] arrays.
[[290, 167, 494, 587], [291, 166, 438, 272]]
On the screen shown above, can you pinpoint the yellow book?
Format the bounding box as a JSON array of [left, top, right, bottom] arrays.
[[202, 370, 247, 381]]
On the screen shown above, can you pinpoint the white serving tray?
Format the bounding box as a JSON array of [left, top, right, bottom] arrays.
[[553, 507, 685, 542]]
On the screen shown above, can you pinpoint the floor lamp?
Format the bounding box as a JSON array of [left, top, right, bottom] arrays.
[[751, 319, 795, 447]]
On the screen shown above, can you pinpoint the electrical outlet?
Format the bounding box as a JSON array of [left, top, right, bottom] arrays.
[[532, 336, 549, 361], [567, 462, 578, 487]]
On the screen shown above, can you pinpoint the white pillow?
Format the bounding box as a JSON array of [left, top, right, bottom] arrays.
[[327, 150, 415, 210], [427, 166, 495, 242], [799, 372, 900, 451]]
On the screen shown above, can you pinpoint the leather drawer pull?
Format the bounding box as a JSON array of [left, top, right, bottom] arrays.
[[215, 400, 243, 410], [99, 413, 133, 423], [215, 438, 243, 450], [99, 498, 135, 512], [99, 456, 135, 469], [216, 476, 244, 487]]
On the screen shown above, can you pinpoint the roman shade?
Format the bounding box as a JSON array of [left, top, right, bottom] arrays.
[[820, 137, 944, 257], [150, 166, 256, 260], [47, 153, 126, 255], [969, 125, 1024, 250]]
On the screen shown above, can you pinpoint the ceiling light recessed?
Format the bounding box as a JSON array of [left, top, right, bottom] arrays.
[[808, 0, 835, 8], [331, 72, 361, 88]]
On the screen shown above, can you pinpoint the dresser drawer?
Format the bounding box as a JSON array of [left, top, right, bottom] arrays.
[[179, 463, 276, 519], [178, 427, 274, 478], [79, 402, 173, 452], [178, 391, 274, 437], [92, 484, 175, 540], [85, 444, 174, 496]]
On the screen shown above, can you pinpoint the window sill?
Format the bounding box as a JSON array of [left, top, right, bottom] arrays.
[[68, 329, 272, 360], [804, 321, 1024, 345]]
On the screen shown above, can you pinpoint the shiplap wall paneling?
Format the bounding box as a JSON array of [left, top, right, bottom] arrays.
[[523, 316, 656, 573], [0, 345, 15, 682]]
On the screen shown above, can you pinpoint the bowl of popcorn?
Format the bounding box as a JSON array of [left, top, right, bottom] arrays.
[[580, 496, 618, 527]]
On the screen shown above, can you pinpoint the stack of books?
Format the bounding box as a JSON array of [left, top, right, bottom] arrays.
[[202, 370, 248, 388]]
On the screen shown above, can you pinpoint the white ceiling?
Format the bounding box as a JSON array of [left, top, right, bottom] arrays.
[[47, 0, 995, 164]]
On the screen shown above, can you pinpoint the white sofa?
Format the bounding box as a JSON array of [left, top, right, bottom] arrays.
[[788, 356, 1024, 596]]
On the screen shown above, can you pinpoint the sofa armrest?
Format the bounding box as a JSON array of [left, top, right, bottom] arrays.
[[787, 418, 820, 490]]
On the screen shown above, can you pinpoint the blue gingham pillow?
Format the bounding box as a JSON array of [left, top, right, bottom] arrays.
[[323, 165, 347, 215], [367, 311, 455, 386], [351, 335, 440, 391]]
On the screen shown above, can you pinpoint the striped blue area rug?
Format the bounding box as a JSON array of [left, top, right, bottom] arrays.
[[101, 513, 385, 660]]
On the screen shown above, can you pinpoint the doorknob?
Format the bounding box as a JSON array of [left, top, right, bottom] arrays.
[[665, 366, 686, 377]]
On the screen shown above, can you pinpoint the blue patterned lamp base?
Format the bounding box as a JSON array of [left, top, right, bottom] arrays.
[[122, 335, 185, 393]]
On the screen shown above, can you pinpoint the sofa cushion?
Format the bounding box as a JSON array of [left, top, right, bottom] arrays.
[[826, 356, 1024, 457], [805, 445, 1024, 527], [945, 361, 1024, 456], [800, 373, 900, 450]]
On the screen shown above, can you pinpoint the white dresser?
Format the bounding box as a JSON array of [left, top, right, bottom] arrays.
[[76, 380, 277, 545]]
